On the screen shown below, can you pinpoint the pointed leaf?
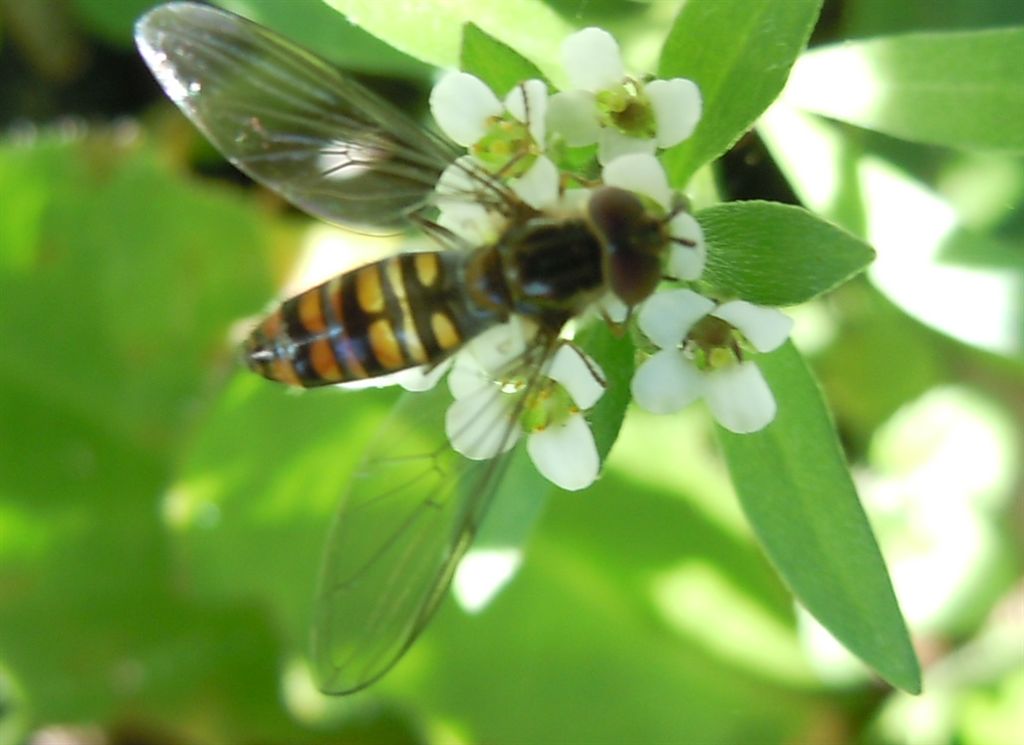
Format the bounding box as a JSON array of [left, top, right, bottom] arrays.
[[697, 201, 875, 306], [717, 342, 921, 693], [657, 0, 823, 185], [461, 23, 547, 96]]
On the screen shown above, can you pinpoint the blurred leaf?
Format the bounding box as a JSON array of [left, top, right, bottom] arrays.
[[717, 342, 922, 694], [170, 375, 396, 650], [841, 0, 1024, 38], [760, 104, 1024, 358], [0, 135, 277, 446], [0, 130, 294, 732], [657, 0, 823, 186], [460, 22, 547, 96], [71, 0, 152, 46], [784, 28, 1024, 152], [215, 0, 429, 77], [390, 462, 817, 744], [3, 0, 86, 81], [697, 201, 875, 306], [323, 0, 571, 76], [817, 282, 946, 449]]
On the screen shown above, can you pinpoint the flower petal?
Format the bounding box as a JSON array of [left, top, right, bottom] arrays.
[[598, 128, 657, 166], [437, 202, 499, 244], [630, 349, 703, 414], [547, 90, 601, 146], [596, 291, 629, 323], [601, 153, 671, 209], [436, 160, 503, 242], [562, 27, 624, 91], [505, 79, 548, 145], [712, 302, 793, 353], [397, 358, 452, 392], [511, 155, 559, 210], [464, 318, 534, 374], [430, 72, 502, 146], [527, 412, 599, 490], [448, 353, 490, 399], [703, 361, 776, 433], [435, 156, 488, 206], [547, 344, 604, 409], [558, 186, 592, 214], [646, 78, 702, 147], [445, 385, 521, 459], [666, 211, 706, 280], [637, 288, 715, 349]]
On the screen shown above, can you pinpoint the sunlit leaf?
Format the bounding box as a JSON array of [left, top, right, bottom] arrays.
[[323, 0, 571, 76], [760, 104, 1024, 358], [216, 0, 429, 76], [784, 27, 1024, 151]]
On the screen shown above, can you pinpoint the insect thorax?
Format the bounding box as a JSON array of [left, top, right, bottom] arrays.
[[491, 217, 606, 320]]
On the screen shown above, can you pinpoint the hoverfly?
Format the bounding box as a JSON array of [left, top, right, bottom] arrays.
[[136, 2, 681, 694]]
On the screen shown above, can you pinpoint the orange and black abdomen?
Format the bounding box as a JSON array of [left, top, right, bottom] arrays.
[[244, 251, 497, 387]]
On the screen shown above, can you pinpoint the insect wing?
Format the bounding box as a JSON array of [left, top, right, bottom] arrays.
[[135, 2, 459, 230], [312, 336, 556, 694]]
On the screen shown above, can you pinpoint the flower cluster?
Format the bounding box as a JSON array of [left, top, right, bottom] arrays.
[[416, 27, 791, 490]]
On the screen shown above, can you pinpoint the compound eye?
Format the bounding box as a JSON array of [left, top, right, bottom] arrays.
[[588, 187, 664, 306], [587, 187, 646, 243]]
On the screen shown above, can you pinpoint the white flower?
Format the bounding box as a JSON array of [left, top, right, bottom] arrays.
[[444, 322, 603, 491], [430, 73, 557, 211], [430, 72, 504, 147], [630, 289, 793, 433], [601, 153, 707, 280], [434, 156, 507, 243], [547, 28, 702, 163], [433, 152, 563, 244]]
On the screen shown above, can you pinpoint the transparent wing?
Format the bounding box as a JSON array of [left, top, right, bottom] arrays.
[[135, 2, 460, 230], [312, 333, 557, 694]]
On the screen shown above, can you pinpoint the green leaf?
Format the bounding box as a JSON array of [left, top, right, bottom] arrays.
[[323, 0, 571, 75], [576, 322, 634, 461], [460, 23, 547, 96], [657, 0, 823, 186], [759, 104, 1024, 358], [171, 375, 396, 649], [783, 27, 1024, 151], [841, 0, 1024, 38], [717, 342, 921, 694], [72, 0, 153, 46], [697, 201, 876, 306], [398, 464, 820, 742], [0, 132, 298, 733], [215, 0, 429, 77]]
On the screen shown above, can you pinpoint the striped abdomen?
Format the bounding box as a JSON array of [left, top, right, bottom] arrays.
[[244, 251, 499, 387]]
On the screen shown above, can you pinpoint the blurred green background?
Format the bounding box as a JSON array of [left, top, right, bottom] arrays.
[[0, 1, 1021, 743]]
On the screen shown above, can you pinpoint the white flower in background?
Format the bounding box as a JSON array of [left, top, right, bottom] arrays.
[[631, 289, 793, 433], [547, 27, 702, 163], [430, 73, 557, 210], [444, 321, 604, 491]]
